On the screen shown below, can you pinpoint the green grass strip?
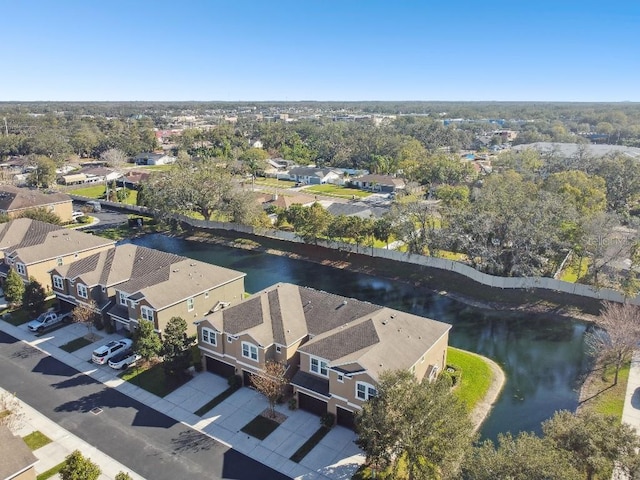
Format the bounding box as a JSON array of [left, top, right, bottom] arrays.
[[290, 426, 330, 463], [194, 386, 238, 416], [37, 461, 65, 480], [22, 431, 52, 451], [240, 415, 280, 440], [60, 336, 93, 353]]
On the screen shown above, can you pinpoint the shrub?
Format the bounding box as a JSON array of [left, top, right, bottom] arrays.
[[446, 364, 462, 386], [321, 412, 335, 429], [288, 398, 297, 410], [104, 320, 115, 334], [228, 374, 242, 390], [93, 316, 104, 331]]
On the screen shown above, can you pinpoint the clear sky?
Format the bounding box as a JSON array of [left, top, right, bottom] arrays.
[[1, 0, 638, 102]]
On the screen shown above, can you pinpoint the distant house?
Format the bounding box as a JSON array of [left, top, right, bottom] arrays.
[[0, 185, 73, 222], [254, 192, 315, 210], [350, 174, 406, 193], [60, 167, 121, 186], [51, 244, 246, 336], [117, 170, 151, 190], [0, 218, 115, 290], [197, 283, 450, 428], [0, 426, 38, 480], [287, 166, 343, 185], [133, 152, 176, 166]]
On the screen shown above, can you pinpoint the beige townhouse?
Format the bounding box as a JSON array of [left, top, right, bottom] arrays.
[[196, 283, 451, 428], [0, 185, 74, 222], [0, 218, 115, 291], [51, 244, 246, 336]]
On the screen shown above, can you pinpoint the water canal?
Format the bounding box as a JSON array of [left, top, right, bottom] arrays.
[[129, 233, 590, 440]]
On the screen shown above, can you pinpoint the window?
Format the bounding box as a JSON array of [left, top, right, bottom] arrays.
[[77, 284, 88, 299], [241, 341, 258, 361], [16, 263, 26, 276], [337, 373, 344, 383], [276, 345, 282, 353], [119, 292, 128, 306], [310, 357, 328, 377], [52, 275, 64, 290], [187, 297, 194, 311], [141, 306, 154, 322], [227, 334, 236, 343], [428, 364, 440, 382], [201, 328, 217, 346], [56, 257, 63, 267], [356, 382, 377, 401]]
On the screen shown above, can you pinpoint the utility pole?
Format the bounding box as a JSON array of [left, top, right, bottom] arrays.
[[2, 117, 7, 136]]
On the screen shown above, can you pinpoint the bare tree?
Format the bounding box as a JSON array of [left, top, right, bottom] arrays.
[[0, 391, 24, 431], [250, 361, 288, 419], [585, 301, 640, 385], [72, 300, 100, 341]]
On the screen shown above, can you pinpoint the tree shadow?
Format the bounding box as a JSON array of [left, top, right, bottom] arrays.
[[631, 387, 640, 409], [10, 343, 41, 360], [32, 356, 79, 377], [222, 449, 290, 480], [51, 373, 97, 389], [579, 383, 616, 405]]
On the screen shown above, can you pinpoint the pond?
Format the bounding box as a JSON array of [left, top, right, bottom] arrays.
[[128, 234, 590, 440]]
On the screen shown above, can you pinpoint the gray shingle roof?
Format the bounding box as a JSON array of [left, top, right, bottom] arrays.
[[0, 185, 71, 212], [291, 370, 330, 397], [0, 426, 38, 480], [298, 319, 379, 361]]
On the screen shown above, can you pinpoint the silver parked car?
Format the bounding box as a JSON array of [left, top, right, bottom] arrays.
[[91, 339, 133, 365]]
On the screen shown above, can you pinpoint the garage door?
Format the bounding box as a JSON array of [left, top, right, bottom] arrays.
[[297, 392, 328, 417], [205, 356, 235, 378], [336, 407, 356, 430]]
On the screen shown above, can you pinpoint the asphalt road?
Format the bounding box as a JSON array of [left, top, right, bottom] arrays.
[[0, 331, 290, 480]]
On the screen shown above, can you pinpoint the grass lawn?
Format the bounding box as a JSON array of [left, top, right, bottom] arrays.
[[290, 426, 330, 463], [22, 431, 52, 451], [436, 250, 468, 261], [139, 165, 173, 171], [69, 185, 105, 198], [448, 347, 493, 413], [194, 386, 239, 416], [580, 361, 630, 419], [254, 178, 297, 189], [560, 257, 590, 283], [36, 461, 65, 480], [121, 361, 189, 397], [240, 414, 280, 440], [0, 308, 31, 326], [305, 184, 371, 198], [60, 336, 93, 353]]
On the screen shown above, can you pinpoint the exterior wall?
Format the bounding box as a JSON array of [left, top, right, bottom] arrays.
[[414, 331, 449, 383], [6, 200, 73, 223], [18, 243, 114, 291], [127, 277, 245, 336], [327, 370, 378, 416], [10, 466, 36, 480]]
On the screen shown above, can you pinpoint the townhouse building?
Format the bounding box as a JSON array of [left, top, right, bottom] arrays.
[[197, 283, 450, 428]]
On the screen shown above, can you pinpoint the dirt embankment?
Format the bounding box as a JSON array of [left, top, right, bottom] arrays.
[[184, 229, 602, 321]]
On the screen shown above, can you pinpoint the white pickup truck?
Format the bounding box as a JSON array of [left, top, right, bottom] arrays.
[[27, 311, 72, 333]]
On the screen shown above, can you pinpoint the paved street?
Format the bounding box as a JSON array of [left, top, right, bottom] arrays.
[[0, 330, 290, 480]]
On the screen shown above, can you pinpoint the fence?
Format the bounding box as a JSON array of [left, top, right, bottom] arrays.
[[70, 195, 636, 306]]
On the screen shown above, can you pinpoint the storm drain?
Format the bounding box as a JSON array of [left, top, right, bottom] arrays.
[[90, 407, 103, 415]]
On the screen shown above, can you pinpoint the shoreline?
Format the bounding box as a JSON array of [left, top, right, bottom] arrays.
[[467, 352, 506, 432], [182, 230, 599, 321]]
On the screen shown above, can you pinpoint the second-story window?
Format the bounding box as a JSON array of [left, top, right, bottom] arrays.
[[52, 275, 64, 290], [77, 284, 88, 299], [187, 297, 194, 311], [202, 328, 217, 346], [119, 292, 128, 306], [140, 306, 154, 322], [241, 341, 258, 361], [356, 382, 377, 401], [56, 257, 63, 266], [310, 357, 328, 377], [16, 263, 26, 276]]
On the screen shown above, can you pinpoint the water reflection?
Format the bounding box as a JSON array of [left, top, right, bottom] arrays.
[[128, 234, 589, 440]]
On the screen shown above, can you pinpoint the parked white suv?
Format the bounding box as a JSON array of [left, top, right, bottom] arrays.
[[91, 339, 133, 365]]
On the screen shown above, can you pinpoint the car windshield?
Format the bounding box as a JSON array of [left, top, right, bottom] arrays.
[[94, 351, 108, 358]]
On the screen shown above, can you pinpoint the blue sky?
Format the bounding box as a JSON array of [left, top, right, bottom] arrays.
[[1, 0, 638, 102]]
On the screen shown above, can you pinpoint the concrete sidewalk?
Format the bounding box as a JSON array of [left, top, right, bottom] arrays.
[[0, 317, 364, 480], [622, 351, 640, 433]]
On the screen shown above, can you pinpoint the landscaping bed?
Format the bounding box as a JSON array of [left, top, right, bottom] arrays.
[[121, 361, 190, 397], [240, 410, 285, 440], [60, 336, 93, 353]]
